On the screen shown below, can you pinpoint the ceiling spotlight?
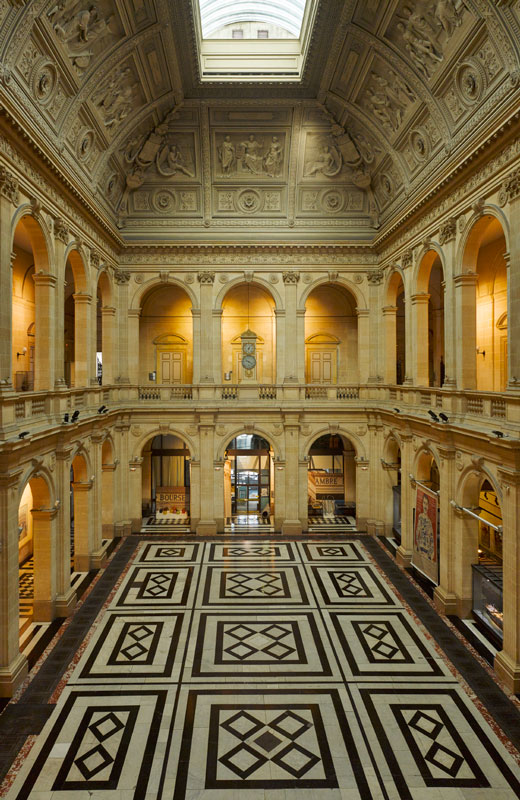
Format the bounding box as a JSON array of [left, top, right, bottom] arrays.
[[393, 408, 400, 413], [63, 413, 69, 423], [491, 430, 504, 438], [438, 412, 449, 422], [18, 431, 30, 439], [428, 410, 439, 422], [97, 405, 106, 413], [71, 410, 80, 422]]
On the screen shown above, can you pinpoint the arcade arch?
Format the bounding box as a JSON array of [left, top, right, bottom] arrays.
[[64, 250, 89, 388], [141, 434, 191, 522], [382, 436, 402, 540], [139, 285, 194, 384], [221, 283, 276, 384], [95, 271, 114, 385], [304, 283, 358, 384], [307, 433, 356, 524], [223, 434, 274, 524], [17, 474, 55, 625], [384, 271, 406, 385], [415, 251, 445, 387]]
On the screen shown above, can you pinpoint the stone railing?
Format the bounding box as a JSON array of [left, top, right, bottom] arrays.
[[383, 385, 520, 425]]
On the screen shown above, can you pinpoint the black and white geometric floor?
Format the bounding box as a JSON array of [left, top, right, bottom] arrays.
[[2, 538, 519, 799]]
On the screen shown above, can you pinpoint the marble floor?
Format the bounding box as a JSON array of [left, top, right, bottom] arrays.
[[1, 536, 519, 799]]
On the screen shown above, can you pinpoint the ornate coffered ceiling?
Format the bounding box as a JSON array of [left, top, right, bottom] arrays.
[[0, 0, 519, 243]]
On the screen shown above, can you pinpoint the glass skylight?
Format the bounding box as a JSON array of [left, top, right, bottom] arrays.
[[199, 0, 306, 39]]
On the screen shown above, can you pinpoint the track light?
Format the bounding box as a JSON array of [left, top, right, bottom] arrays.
[[63, 413, 69, 423], [438, 412, 449, 422], [18, 431, 30, 439], [71, 410, 80, 422], [491, 430, 504, 438], [428, 410, 439, 422], [393, 408, 400, 413]]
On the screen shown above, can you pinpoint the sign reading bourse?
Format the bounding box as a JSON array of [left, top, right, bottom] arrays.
[[156, 487, 188, 512]]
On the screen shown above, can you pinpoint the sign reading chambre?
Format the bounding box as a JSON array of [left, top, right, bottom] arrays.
[[156, 487, 189, 515], [412, 485, 439, 584]]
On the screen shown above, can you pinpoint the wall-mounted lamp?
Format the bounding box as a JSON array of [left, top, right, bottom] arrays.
[[214, 466, 221, 471], [16, 347, 27, 358], [476, 347, 486, 357], [224, 371, 232, 381]]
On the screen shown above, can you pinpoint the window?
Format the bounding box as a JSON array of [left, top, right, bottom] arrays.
[[232, 28, 244, 38], [257, 29, 268, 38]]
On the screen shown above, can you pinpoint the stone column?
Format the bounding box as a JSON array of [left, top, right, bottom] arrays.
[[213, 459, 225, 532], [52, 219, 69, 387], [282, 272, 300, 384], [90, 433, 105, 567], [500, 170, 520, 391], [72, 481, 93, 572], [101, 306, 116, 386], [54, 441, 76, 617], [434, 446, 458, 614], [403, 293, 413, 384], [396, 433, 414, 566], [189, 458, 200, 532], [494, 467, 520, 693], [32, 508, 58, 622], [197, 415, 217, 533], [0, 470, 27, 696], [356, 308, 370, 384], [275, 309, 286, 384], [128, 458, 143, 532], [115, 271, 131, 384], [367, 274, 384, 383], [410, 293, 430, 386], [382, 306, 397, 384], [273, 457, 286, 533], [198, 272, 215, 383], [73, 293, 92, 388], [0, 170, 19, 390], [453, 272, 478, 390], [439, 220, 457, 388], [212, 309, 223, 383], [298, 457, 309, 532], [113, 420, 131, 536], [33, 273, 57, 391], [127, 309, 140, 385], [281, 416, 301, 534], [296, 308, 306, 384], [102, 463, 116, 538], [191, 309, 201, 384], [355, 456, 370, 531]]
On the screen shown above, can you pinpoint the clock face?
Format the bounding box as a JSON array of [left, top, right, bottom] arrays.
[[243, 341, 255, 355], [242, 354, 256, 370]]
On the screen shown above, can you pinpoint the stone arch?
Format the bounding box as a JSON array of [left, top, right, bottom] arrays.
[[138, 283, 195, 385], [383, 430, 402, 462], [130, 276, 199, 312], [215, 277, 282, 311], [383, 268, 406, 384], [96, 268, 113, 306], [10, 208, 53, 275], [458, 206, 510, 271], [133, 427, 197, 462], [301, 426, 365, 461], [414, 247, 446, 387], [414, 245, 446, 294], [456, 463, 502, 506], [70, 444, 92, 478], [18, 468, 54, 508], [298, 275, 367, 311], [101, 435, 115, 464], [385, 267, 406, 305], [64, 245, 88, 292], [413, 443, 440, 480], [216, 427, 281, 461]]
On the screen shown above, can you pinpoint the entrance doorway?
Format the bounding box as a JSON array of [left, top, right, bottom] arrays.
[[224, 434, 273, 527], [307, 434, 356, 528], [141, 435, 191, 526]]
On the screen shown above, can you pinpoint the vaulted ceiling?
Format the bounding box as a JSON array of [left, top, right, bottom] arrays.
[[0, 0, 519, 243]]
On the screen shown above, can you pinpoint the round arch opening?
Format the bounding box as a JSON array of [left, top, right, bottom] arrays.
[[17, 474, 51, 626], [224, 433, 274, 526], [307, 433, 356, 525], [304, 283, 358, 385], [141, 435, 191, 522]]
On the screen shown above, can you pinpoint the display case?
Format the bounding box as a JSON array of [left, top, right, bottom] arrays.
[[472, 562, 503, 642]]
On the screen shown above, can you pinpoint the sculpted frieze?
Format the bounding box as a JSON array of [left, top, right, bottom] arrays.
[[92, 64, 141, 132], [214, 187, 284, 216], [214, 131, 287, 179], [361, 67, 416, 136], [46, 0, 120, 74]]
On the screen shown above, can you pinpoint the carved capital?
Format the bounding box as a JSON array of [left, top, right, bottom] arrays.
[[439, 217, 457, 244], [90, 250, 101, 270], [499, 168, 520, 205], [367, 269, 383, 285], [197, 271, 215, 284], [53, 217, 69, 244], [114, 269, 131, 285], [401, 250, 413, 269], [0, 167, 19, 206], [282, 271, 300, 284]]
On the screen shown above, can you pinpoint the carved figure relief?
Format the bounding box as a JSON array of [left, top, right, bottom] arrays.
[[92, 66, 139, 130], [214, 132, 286, 178], [47, 0, 118, 72], [392, 0, 466, 79], [304, 138, 342, 177], [362, 68, 416, 134], [156, 142, 195, 177]]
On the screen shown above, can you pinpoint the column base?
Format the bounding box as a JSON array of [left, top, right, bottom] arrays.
[[102, 523, 115, 539], [366, 520, 385, 535], [33, 599, 56, 622], [433, 586, 458, 616], [0, 653, 28, 697], [196, 519, 217, 534], [396, 546, 412, 567], [55, 586, 77, 617], [281, 520, 302, 535], [494, 650, 520, 694], [74, 553, 91, 572], [92, 541, 110, 569]]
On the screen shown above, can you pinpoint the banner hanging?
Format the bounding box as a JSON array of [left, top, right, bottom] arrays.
[[412, 484, 439, 584]]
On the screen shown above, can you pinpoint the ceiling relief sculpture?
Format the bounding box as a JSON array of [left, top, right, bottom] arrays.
[[0, 0, 518, 241]]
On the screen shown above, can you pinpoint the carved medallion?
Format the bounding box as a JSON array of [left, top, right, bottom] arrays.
[[31, 58, 57, 105], [237, 188, 261, 214], [153, 190, 176, 213]]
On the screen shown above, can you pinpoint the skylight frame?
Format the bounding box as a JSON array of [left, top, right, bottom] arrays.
[[192, 0, 319, 83]]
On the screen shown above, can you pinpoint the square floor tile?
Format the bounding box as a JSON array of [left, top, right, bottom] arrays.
[[160, 685, 378, 798], [199, 565, 311, 606], [5, 687, 169, 799], [326, 609, 451, 679], [69, 611, 187, 683], [353, 684, 520, 799], [186, 610, 336, 680], [207, 542, 296, 562], [299, 541, 367, 562], [309, 563, 398, 606], [136, 542, 202, 563], [113, 566, 195, 607]]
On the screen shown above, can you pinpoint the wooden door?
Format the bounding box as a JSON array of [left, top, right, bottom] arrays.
[[308, 350, 333, 384], [160, 350, 184, 384]]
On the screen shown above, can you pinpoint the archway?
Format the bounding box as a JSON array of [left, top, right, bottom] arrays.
[[416, 251, 445, 387], [307, 433, 356, 527], [95, 271, 113, 385], [71, 452, 92, 571], [461, 215, 508, 391], [17, 474, 55, 629], [221, 284, 276, 384], [384, 271, 406, 385], [382, 436, 402, 541], [224, 433, 274, 527], [101, 438, 116, 537], [140, 285, 193, 384], [141, 435, 191, 525], [304, 283, 358, 384], [64, 251, 88, 387]]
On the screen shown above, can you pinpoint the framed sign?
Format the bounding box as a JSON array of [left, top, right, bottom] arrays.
[[412, 485, 439, 584]]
